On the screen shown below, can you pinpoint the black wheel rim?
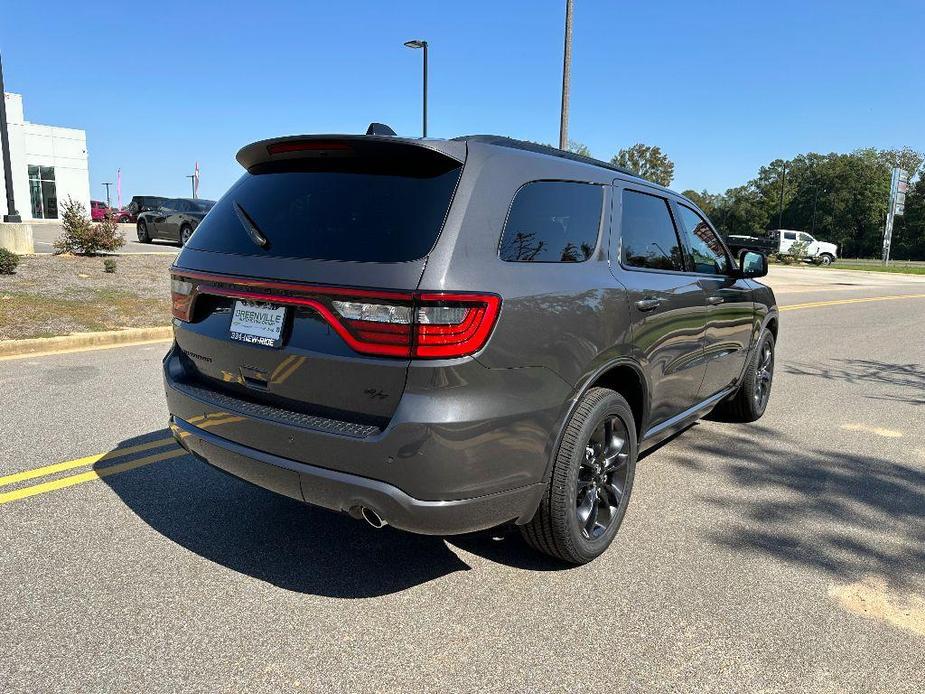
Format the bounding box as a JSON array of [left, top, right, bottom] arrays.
[[754, 340, 774, 409], [576, 415, 630, 540]]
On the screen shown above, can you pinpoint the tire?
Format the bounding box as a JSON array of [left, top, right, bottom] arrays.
[[137, 220, 150, 243], [713, 331, 775, 423], [179, 225, 193, 246], [119, 215, 131, 223], [817, 253, 834, 267], [521, 387, 637, 565]]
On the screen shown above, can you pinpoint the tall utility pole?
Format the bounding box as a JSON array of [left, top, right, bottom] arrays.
[[186, 175, 196, 198], [777, 162, 787, 228], [102, 182, 112, 207], [558, 0, 574, 150], [0, 53, 21, 223]]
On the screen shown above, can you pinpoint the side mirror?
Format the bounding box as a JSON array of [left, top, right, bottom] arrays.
[[738, 250, 768, 278]]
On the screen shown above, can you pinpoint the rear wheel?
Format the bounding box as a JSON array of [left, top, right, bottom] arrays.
[[713, 331, 775, 422], [521, 387, 637, 565], [136, 220, 150, 243]]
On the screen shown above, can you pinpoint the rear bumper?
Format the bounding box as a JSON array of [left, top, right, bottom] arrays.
[[170, 415, 546, 535]]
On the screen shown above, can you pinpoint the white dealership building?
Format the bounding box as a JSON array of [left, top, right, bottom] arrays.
[[1, 92, 90, 221]]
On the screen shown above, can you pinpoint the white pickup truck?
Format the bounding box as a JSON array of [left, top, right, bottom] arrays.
[[726, 229, 839, 266]]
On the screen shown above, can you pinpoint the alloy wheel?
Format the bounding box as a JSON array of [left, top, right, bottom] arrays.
[[754, 340, 774, 409], [576, 414, 630, 540], [181, 227, 192, 245]]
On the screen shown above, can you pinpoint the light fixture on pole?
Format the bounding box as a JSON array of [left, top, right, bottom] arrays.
[[404, 39, 428, 137]]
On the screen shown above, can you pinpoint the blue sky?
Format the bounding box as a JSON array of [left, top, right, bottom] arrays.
[[3, 0, 923, 203]]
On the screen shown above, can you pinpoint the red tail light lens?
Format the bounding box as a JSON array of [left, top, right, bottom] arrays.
[[413, 293, 501, 358], [170, 271, 501, 359], [171, 278, 194, 321]]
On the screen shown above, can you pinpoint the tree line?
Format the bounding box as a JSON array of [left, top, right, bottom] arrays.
[[571, 142, 925, 260]]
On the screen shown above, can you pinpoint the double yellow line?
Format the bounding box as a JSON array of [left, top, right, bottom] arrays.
[[0, 413, 242, 506]]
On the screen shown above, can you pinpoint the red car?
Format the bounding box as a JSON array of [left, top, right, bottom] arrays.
[[90, 200, 110, 221]]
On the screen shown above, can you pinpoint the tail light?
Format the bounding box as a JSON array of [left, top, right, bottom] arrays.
[[171, 278, 194, 321], [330, 292, 501, 358], [170, 271, 501, 359]]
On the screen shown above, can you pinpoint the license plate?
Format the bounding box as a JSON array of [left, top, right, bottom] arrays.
[[229, 300, 287, 348]]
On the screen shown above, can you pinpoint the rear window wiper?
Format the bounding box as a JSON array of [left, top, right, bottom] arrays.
[[233, 201, 269, 249]]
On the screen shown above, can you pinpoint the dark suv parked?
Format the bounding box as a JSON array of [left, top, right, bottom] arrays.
[[164, 133, 777, 564]]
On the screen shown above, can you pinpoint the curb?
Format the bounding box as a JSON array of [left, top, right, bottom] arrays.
[[0, 326, 173, 360]]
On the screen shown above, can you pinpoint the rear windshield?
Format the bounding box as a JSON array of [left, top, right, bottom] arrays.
[[186, 156, 462, 262]]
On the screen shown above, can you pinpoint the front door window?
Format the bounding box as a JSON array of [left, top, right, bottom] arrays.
[[27, 165, 57, 219]]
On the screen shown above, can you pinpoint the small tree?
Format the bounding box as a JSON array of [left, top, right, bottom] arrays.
[[54, 197, 124, 255]]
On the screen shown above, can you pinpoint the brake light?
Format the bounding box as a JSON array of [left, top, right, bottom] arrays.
[[329, 292, 500, 358], [413, 293, 502, 358], [267, 140, 352, 155], [171, 278, 194, 321]]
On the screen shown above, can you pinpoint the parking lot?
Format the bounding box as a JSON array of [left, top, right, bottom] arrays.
[[1, 266, 923, 692]]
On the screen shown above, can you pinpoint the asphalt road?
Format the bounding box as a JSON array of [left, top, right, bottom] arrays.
[[1, 266, 924, 692], [29, 222, 179, 255]]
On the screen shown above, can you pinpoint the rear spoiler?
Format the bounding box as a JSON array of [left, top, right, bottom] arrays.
[[235, 135, 466, 171]]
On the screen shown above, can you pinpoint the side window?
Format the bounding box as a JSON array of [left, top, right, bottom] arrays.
[[783, 231, 797, 241], [620, 189, 685, 271], [499, 181, 602, 262], [798, 233, 813, 243], [676, 204, 729, 275]]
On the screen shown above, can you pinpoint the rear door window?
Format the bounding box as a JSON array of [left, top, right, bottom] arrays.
[[620, 189, 685, 271], [498, 181, 602, 262], [186, 157, 462, 262]]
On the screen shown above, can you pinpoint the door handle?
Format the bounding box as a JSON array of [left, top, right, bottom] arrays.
[[635, 297, 662, 312], [706, 295, 724, 306]]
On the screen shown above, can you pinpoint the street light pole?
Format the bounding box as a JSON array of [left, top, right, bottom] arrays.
[[404, 39, 428, 137], [559, 0, 574, 151], [102, 182, 112, 208], [186, 175, 195, 198], [0, 53, 22, 223]]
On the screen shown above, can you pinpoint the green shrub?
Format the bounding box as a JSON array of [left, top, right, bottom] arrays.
[[0, 247, 19, 274], [54, 197, 125, 255], [103, 258, 117, 273]]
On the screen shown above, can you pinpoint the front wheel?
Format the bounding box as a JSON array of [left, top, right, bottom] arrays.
[[713, 331, 775, 422], [521, 387, 637, 564], [136, 220, 150, 243], [180, 225, 193, 246], [816, 253, 834, 267]]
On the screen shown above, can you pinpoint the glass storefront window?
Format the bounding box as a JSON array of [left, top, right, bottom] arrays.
[[27, 165, 57, 219]]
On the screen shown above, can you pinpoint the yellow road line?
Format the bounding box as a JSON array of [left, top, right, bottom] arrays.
[[0, 337, 172, 362], [0, 449, 186, 506], [0, 437, 175, 487], [780, 293, 925, 312]]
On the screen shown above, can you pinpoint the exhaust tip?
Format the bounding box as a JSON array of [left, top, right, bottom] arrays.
[[360, 507, 387, 529]]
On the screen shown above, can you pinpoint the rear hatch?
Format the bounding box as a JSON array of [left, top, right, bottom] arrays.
[[169, 136, 466, 429]]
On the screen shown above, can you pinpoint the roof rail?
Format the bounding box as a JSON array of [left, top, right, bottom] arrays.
[[451, 134, 639, 179]]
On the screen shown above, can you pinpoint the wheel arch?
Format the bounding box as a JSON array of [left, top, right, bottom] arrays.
[[545, 357, 650, 481]]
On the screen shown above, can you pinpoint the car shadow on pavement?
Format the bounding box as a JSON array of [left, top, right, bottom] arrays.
[[674, 423, 925, 589], [97, 430, 475, 598], [783, 358, 925, 405]]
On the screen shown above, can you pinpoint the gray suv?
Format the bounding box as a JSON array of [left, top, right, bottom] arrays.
[[164, 133, 777, 564]]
